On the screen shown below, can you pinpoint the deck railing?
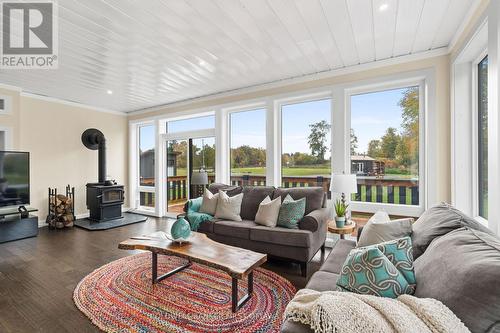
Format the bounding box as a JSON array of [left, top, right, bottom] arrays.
[[139, 175, 419, 207]]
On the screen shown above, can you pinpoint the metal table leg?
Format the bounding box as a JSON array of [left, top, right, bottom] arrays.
[[151, 252, 191, 284], [231, 271, 254, 312]]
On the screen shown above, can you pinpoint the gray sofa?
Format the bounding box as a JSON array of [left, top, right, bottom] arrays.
[[281, 203, 500, 333], [183, 183, 330, 276]]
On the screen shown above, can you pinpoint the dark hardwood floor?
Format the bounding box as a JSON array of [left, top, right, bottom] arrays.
[[0, 216, 330, 333]]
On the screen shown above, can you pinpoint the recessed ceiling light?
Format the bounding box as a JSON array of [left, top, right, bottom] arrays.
[[379, 3, 389, 11], [107, 90, 113, 95]]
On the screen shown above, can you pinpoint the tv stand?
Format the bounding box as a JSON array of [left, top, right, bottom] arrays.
[[0, 207, 38, 244]]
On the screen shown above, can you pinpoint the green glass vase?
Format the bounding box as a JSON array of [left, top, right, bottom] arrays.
[[170, 217, 191, 240]]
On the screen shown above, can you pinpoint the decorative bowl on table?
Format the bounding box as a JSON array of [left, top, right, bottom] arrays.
[[168, 217, 192, 244]]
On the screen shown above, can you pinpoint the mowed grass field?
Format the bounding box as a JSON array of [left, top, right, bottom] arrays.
[[175, 166, 417, 178]]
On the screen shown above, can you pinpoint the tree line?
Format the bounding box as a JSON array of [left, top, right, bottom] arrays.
[[162, 87, 418, 173]]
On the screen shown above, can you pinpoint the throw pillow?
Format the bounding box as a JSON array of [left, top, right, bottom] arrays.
[[277, 194, 306, 229], [336, 247, 413, 299], [357, 211, 412, 247], [215, 190, 244, 221], [255, 196, 281, 227], [360, 237, 416, 291], [199, 188, 219, 215]]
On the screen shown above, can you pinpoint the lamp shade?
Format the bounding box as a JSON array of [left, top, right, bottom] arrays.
[[191, 171, 209, 185], [330, 174, 358, 194]]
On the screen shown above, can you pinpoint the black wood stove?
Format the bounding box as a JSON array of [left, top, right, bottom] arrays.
[[82, 129, 124, 222]]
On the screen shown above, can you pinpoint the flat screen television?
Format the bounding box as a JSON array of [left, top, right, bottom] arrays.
[[0, 151, 29, 208]]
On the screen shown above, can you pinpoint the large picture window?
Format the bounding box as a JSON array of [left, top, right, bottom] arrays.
[[281, 99, 331, 192], [478, 56, 488, 219], [350, 86, 420, 206], [230, 109, 266, 186]]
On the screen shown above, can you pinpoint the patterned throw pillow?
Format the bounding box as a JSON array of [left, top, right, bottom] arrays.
[[361, 237, 416, 290], [277, 195, 306, 229], [336, 247, 413, 298]]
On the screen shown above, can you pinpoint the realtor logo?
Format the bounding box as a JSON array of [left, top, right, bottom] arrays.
[[1, 1, 58, 69]]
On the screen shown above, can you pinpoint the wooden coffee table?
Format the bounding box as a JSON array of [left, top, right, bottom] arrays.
[[118, 232, 267, 312]]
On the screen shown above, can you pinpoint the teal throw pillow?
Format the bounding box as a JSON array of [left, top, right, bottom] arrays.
[[360, 237, 416, 290], [277, 195, 306, 229], [336, 247, 413, 298]]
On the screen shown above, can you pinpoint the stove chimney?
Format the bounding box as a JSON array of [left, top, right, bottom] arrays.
[[82, 128, 106, 183]]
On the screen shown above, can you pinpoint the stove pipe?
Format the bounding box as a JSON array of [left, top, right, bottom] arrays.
[[81, 128, 106, 183]]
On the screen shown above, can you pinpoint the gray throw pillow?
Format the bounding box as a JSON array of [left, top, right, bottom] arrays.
[[414, 227, 500, 333], [357, 211, 412, 247], [411, 203, 495, 259]]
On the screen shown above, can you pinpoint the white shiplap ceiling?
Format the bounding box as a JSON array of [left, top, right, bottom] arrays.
[[0, 0, 478, 113]]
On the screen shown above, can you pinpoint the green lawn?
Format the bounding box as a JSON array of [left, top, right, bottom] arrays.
[[175, 166, 417, 178]]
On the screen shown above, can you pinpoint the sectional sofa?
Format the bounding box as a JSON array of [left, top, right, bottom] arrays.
[[281, 203, 500, 333]]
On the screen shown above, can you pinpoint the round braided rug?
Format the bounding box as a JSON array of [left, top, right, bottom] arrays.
[[74, 253, 296, 333]]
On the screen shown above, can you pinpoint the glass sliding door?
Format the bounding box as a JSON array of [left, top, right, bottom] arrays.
[[191, 137, 216, 198], [165, 136, 216, 214], [166, 139, 188, 214]]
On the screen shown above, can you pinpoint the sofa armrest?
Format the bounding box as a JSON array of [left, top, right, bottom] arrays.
[[299, 207, 331, 232]]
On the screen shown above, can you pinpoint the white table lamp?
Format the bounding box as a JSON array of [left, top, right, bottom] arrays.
[[330, 173, 358, 206]]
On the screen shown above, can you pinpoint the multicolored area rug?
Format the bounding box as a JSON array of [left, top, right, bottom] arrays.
[[74, 253, 296, 333]]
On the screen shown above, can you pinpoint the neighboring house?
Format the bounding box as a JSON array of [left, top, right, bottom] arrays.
[[351, 155, 385, 176], [140, 149, 180, 185]]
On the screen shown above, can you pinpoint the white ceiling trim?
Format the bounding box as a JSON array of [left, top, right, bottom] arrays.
[[448, 0, 485, 53], [128, 46, 449, 116], [19, 92, 125, 116]]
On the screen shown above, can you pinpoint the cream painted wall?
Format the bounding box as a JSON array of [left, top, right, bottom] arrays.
[[0, 87, 21, 149], [18, 96, 128, 221], [129, 55, 451, 205], [0, 89, 129, 223]]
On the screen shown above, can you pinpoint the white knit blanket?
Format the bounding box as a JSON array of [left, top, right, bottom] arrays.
[[284, 289, 470, 333]]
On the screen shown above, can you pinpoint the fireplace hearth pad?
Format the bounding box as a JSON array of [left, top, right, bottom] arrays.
[[74, 212, 148, 231]]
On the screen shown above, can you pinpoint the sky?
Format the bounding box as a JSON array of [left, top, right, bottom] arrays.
[[140, 87, 413, 155]]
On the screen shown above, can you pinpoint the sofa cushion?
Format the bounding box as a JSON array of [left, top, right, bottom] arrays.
[[411, 203, 495, 259], [213, 219, 256, 239], [336, 247, 413, 298], [197, 219, 215, 234], [250, 226, 313, 248], [214, 191, 244, 221], [273, 187, 324, 215], [240, 186, 276, 221], [320, 240, 356, 274], [414, 227, 500, 333], [357, 212, 412, 247], [255, 196, 281, 227], [277, 195, 306, 229], [305, 271, 340, 292], [199, 188, 219, 215]]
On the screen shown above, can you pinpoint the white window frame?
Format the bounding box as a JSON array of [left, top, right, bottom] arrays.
[[129, 73, 436, 219], [160, 112, 216, 218], [471, 50, 489, 224], [451, 16, 489, 225], [275, 90, 334, 188], [343, 73, 432, 217], [225, 102, 268, 186], [129, 121, 157, 216]]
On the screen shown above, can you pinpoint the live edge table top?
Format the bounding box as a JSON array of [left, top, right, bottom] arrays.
[[118, 232, 267, 279]]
